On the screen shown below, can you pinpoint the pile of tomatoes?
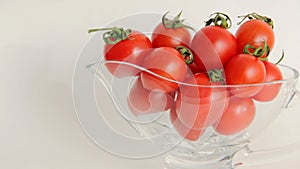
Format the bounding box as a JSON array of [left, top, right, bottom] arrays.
[[89, 11, 283, 141]]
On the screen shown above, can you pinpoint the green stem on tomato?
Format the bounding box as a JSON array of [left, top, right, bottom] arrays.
[[237, 12, 274, 29], [243, 41, 270, 61], [208, 69, 225, 84], [176, 46, 194, 65], [88, 27, 132, 44], [205, 12, 232, 29], [162, 11, 196, 32]]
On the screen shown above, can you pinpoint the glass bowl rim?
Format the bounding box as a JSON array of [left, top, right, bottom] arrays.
[[95, 60, 299, 88]]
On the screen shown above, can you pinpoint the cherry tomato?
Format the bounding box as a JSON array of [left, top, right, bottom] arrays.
[[170, 106, 204, 141], [152, 23, 191, 48], [236, 19, 275, 54], [90, 27, 152, 77], [214, 97, 256, 135], [175, 73, 229, 130], [140, 47, 187, 93], [191, 26, 237, 72], [152, 11, 192, 48], [225, 54, 266, 98], [253, 61, 283, 101], [127, 77, 174, 116]]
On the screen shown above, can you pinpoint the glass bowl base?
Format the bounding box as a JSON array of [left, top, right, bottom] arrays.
[[164, 153, 235, 169]]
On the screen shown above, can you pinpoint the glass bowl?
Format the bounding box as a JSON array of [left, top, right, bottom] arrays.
[[85, 59, 299, 169]]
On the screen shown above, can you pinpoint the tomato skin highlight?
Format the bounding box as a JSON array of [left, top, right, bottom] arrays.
[[191, 26, 237, 72], [140, 47, 188, 93], [152, 23, 191, 48], [170, 106, 203, 141], [225, 54, 266, 98], [104, 30, 152, 77], [252, 61, 283, 101], [127, 77, 174, 116], [214, 97, 256, 135], [236, 19, 275, 54], [175, 73, 229, 130]]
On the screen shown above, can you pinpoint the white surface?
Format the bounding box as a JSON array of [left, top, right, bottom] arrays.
[[1, 0, 300, 168]]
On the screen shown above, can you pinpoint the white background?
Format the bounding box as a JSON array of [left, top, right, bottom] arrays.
[[1, 0, 300, 168]]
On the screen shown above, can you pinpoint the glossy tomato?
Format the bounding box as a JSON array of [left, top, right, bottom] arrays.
[[97, 28, 152, 77], [152, 11, 192, 48], [152, 23, 191, 48], [170, 106, 204, 141], [225, 54, 266, 98], [140, 47, 187, 93], [236, 19, 275, 54], [253, 61, 283, 101], [191, 26, 237, 72], [175, 73, 229, 130], [127, 77, 174, 116], [214, 97, 256, 135]]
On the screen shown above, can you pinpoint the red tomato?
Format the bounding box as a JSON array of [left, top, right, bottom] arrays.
[[102, 29, 152, 77], [191, 26, 237, 72], [253, 61, 283, 101], [175, 73, 229, 130], [152, 23, 191, 48], [236, 19, 275, 54], [214, 97, 256, 135], [127, 77, 174, 116], [225, 54, 266, 98], [170, 106, 204, 141], [140, 47, 188, 93], [152, 11, 192, 48]]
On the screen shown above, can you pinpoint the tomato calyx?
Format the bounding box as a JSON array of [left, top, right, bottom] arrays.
[[237, 12, 274, 29], [243, 41, 270, 60], [176, 46, 194, 65], [205, 12, 232, 29], [88, 27, 132, 44], [162, 11, 196, 32], [208, 69, 225, 84]]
